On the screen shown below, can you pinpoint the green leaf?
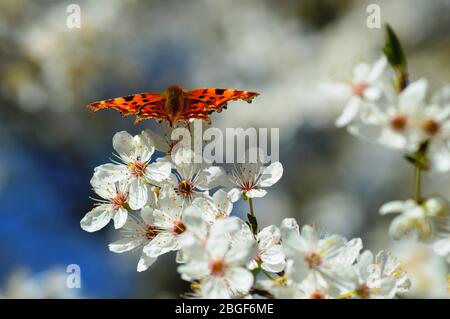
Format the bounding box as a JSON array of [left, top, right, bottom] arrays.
[[383, 24, 409, 92], [247, 213, 258, 235], [383, 24, 407, 74]]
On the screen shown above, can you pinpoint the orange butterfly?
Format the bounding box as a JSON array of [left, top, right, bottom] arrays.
[[88, 84, 259, 127]]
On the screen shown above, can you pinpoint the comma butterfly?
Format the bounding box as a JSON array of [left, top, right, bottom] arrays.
[[88, 84, 259, 127]]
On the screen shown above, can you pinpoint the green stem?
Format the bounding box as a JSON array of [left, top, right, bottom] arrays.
[[260, 267, 275, 281], [247, 197, 258, 236], [414, 164, 422, 203], [248, 197, 255, 218]]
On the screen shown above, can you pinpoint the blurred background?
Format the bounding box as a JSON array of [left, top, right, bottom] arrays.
[[0, 0, 449, 298]]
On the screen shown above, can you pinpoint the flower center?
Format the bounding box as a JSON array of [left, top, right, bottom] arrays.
[[390, 114, 407, 131], [112, 193, 127, 209], [309, 290, 326, 299], [172, 219, 186, 235], [353, 82, 368, 97], [357, 283, 370, 299], [214, 211, 228, 220], [305, 252, 322, 269], [178, 179, 195, 197], [241, 181, 256, 193], [129, 161, 147, 177], [209, 259, 227, 277], [146, 225, 159, 240], [422, 119, 440, 136]]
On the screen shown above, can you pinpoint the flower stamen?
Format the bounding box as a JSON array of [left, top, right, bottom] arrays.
[[209, 259, 227, 277], [129, 161, 147, 177]]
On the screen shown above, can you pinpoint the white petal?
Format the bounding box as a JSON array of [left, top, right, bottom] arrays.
[[431, 85, 450, 106], [210, 217, 241, 239], [245, 188, 267, 198], [433, 238, 450, 257], [379, 201, 405, 215], [352, 63, 371, 83], [128, 178, 148, 210], [143, 129, 171, 153], [137, 252, 157, 272], [335, 96, 361, 127], [398, 79, 428, 113], [367, 56, 387, 83], [226, 239, 256, 265], [280, 218, 306, 256], [80, 205, 113, 232], [145, 159, 172, 183], [257, 225, 281, 245], [428, 142, 450, 173], [227, 188, 242, 202], [140, 207, 156, 225], [259, 162, 283, 187], [363, 87, 382, 100], [143, 232, 177, 257], [109, 237, 143, 253], [285, 258, 310, 283], [92, 163, 128, 184], [172, 147, 194, 167], [261, 246, 286, 273], [377, 129, 407, 150], [112, 131, 135, 162], [197, 166, 226, 190], [113, 208, 128, 229], [388, 215, 412, 239], [201, 277, 230, 299], [178, 261, 209, 281], [300, 225, 319, 244], [213, 189, 233, 215], [226, 267, 254, 294], [134, 132, 155, 163], [90, 180, 115, 200]]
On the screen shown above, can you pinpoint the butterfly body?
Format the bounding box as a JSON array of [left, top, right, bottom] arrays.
[[88, 84, 259, 127], [164, 84, 185, 124]]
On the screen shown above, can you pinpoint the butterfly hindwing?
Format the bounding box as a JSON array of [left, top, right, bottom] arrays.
[[180, 99, 211, 123], [87, 92, 166, 123], [186, 88, 259, 114]]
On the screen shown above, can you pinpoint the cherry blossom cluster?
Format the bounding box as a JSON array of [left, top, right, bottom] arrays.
[[80, 125, 410, 299], [324, 26, 450, 266]]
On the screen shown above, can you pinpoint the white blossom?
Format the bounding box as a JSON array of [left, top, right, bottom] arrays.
[[80, 179, 130, 232], [227, 151, 283, 201], [248, 225, 286, 273], [322, 56, 387, 127], [349, 82, 450, 172], [369, 251, 411, 294], [257, 260, 338, 299], [178, 217, 256, 298], [167, 147, 225, 205], [379, 197, 450, 240], [109, 187, 184, 272], [92, 131, 171, 210], [340, 251, 396, 299], [190, 189, 233, 224], [280, 218, 362, 290]]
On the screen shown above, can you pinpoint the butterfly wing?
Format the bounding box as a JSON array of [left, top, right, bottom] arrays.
[[185, 88, 259, 121], [87, 92, 167, 123]]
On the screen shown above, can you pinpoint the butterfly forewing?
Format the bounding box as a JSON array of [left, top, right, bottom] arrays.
[[87, 92, 166, 122]]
